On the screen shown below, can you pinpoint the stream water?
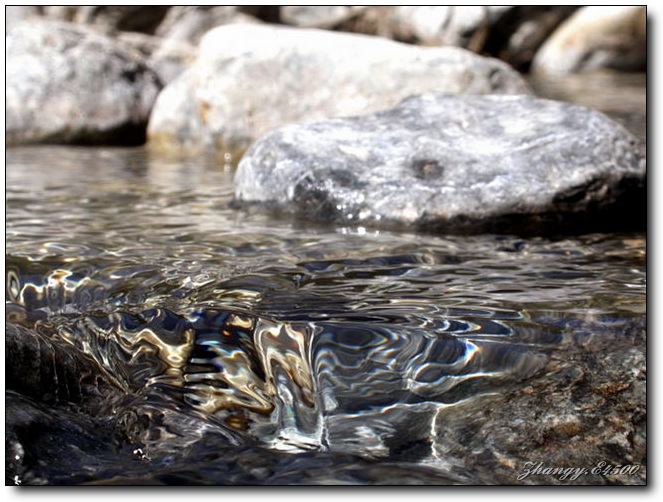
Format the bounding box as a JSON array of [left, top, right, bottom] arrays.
[[5, 72, 646, 485]]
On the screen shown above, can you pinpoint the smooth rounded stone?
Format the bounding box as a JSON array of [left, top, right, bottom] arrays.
[[235, 93, 646, 234], [147, 24, 530, 154], [531, 6, 646, 75], [280, 6, 369, 28], [6, 21, 161, 146]]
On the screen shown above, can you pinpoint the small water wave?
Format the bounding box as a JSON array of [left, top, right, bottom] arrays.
[[5, 146, 646, 484]]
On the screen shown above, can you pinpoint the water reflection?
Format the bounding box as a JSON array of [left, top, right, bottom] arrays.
[[5, 85, 646, 484]]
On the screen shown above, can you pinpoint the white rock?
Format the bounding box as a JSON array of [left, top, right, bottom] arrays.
[[147, 24, 530, 154], [532, 6, 646, 75]]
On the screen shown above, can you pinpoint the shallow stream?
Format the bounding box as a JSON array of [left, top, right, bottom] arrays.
[[5, 72, 646, 485]]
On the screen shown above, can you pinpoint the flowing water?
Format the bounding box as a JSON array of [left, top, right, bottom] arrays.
[[5, 73, 646, 485]]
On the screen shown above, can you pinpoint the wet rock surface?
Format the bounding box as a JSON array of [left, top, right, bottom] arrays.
[[433, 317, 646, 485], [5, 142, 646, 484], [234, 93, 646, 234], [147, 24, 530, 154], [6, 21, 161, 146]]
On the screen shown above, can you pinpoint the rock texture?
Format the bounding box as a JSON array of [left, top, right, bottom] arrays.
[[531, 6, 646, 75], [432, 317, 646, 485], [235, 93, 646, 234], [6, 21, 161, 146], [147, 24, 531, 154]]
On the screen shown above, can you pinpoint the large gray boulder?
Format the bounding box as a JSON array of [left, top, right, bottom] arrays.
[[6, 21, 161, 146], [147, 24, 530, 154], [531, 6, 646, 75], [234, 93, 646, 234]]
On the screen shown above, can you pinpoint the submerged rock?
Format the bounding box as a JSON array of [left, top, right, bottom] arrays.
[[147, 23, 530, 154], [6, 21, 161, 146], [235, 93, 646, 234], [432, 317, 646, 485], [531, 6, 646, 75]]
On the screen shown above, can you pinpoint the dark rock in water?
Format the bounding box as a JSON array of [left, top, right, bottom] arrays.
[[5, 21, 161, 146], [5, 323, 122, 415], [431, 317, 646, 485], [234, 93, 646, 234]]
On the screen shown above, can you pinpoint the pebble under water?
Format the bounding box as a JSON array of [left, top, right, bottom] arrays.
[[5, 128, 646, 484]]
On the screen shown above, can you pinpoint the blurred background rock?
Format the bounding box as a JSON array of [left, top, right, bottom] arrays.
[[6, 5, 646, 76], [5, 5, 646, 147]]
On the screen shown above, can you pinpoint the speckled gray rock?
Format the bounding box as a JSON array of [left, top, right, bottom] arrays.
[[147, 24, 530, 155], [235, 93, 646, 234], [6, 21, 161, 146]]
